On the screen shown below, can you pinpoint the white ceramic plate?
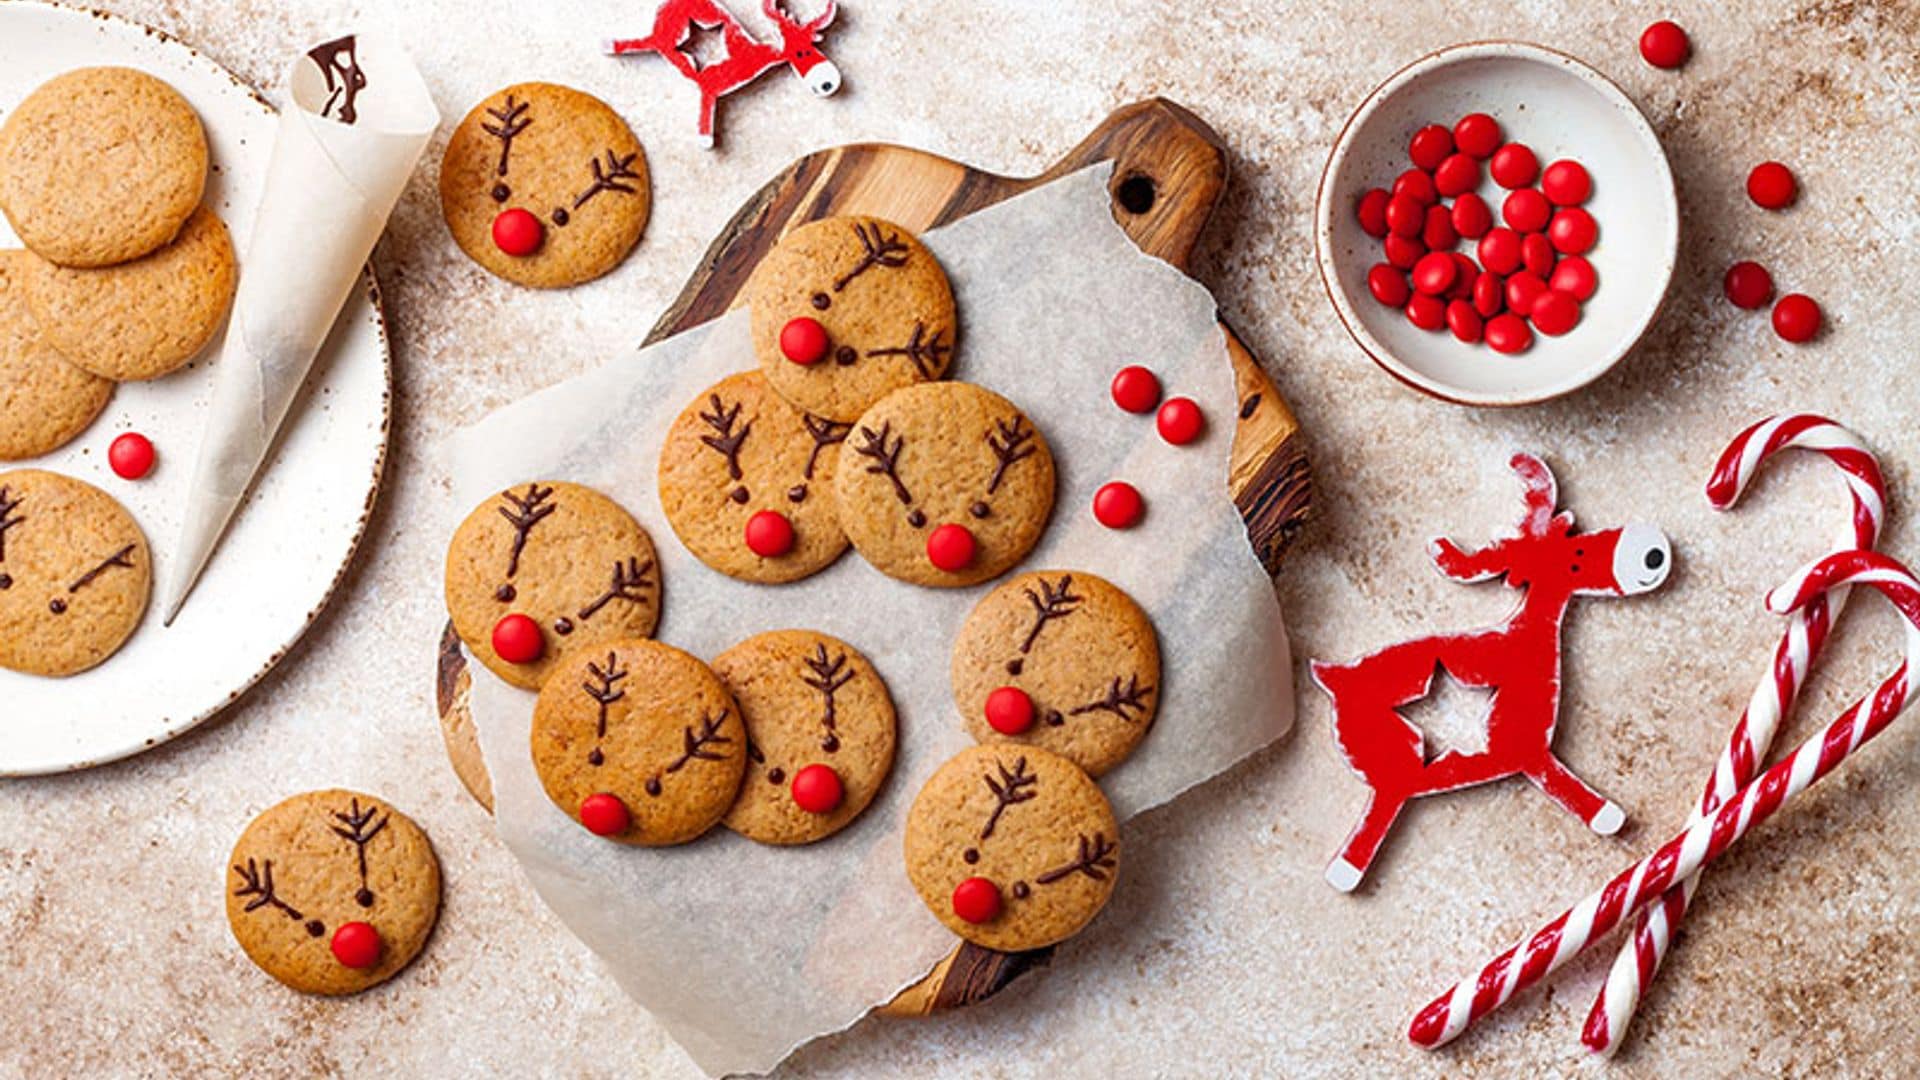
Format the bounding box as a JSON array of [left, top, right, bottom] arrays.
[[1315, 41, 1679, 406], [0, 1, 390, 774]]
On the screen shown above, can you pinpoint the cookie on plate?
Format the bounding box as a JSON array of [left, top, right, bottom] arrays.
[[445, 481, 661, 691], [749, 216, 956, 422], [439, 82, 651, 289], [832, 382, 1054, 588], [659, 371, 851, 584], [21, 205, 237, 381], [903, 744, 1119, 952], [952, 571, 1160, 776], [715, 630, 896, 845], [0, 469, 149, 677], [225, 789, 441, 996], [0, 67, 208, 268], [0, 253, 112, 460], [530, 639, 745, 845]]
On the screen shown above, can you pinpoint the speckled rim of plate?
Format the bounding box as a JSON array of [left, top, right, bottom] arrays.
[[1312, 40, 1679, 407], [0, 0, 392, 775]]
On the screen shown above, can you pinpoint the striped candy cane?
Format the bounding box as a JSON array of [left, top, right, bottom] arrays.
[[1582, 415, 1887, 1054], [1409, 550, 1920, 1049]]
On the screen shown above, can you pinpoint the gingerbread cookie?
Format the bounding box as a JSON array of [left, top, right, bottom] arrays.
[[445, 481, 661, 691], [952, 571, 1160, 776], [439, 82, 651, 289], [0, 252, 112, 460], [714, 630, 896, 845], [659, 371, 851, 584], [21, 206, 237, 381], [225, 789, 441, 996], [0, 469, 149, 677], [903, 745, 1120, 952], [832, 382, 1055, 587], [0, 67, 208, 268], [530, 639, 745, 845], [748, 216, 956, 422]]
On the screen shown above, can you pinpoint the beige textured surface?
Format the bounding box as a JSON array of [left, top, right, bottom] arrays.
[[3, 1, 1919, 1076]]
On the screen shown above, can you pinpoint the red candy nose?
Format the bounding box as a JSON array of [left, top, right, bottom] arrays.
[[984, 686, 1035, 734], [790, 763, 843, 814], [745, 510, 796, 557], [491, 208, 544, 257], [491, 613, 544, 664], [579, 792, 631, 837], [780, 317, 831, 365], [108, 432, 156, 480], [330, 921, 381, 969], [926, 524, 976, 573], [951, 876, 1003, 924]]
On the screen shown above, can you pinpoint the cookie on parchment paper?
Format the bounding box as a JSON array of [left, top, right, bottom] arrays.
[[0, 468, 150, 677], [0, 252, 112, 460]]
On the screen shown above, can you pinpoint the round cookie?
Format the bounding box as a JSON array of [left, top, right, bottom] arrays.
[[530, 639, 745, 846], [715, 630, 896, 845], [832, 382, 1055, 588], [749, 216, 956, 422], [952, 571, 1160, 776], [445, 481, 661, 691], [439, 82, 651, 289], [0, 469, 150, 677], [0, 67, 208, 268], [903, 744, 1120, 952], [0, 252, 112, 460], [21, 206, 237, 381], [225, 789, 441, 996], [659, 371, 851, 584]]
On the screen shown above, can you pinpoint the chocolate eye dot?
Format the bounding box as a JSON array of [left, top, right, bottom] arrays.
[[554, 617, 574, 636], [0, 573, 13, 590], [811, 292, 831, 310], [788, 484, 807, 503], [305, 920, 326, 938], [587, 748, 604, 766], [495, 584, 517, 603], [731, 486, 750, 504], [834, 345, 858, 366], [1006, 659, 1023, 676], [767, 767, 786, 785], [645, 777, 662, 797], [490, 183, 510, 203], [907, 509, 927, 528], [354, 887, 374, 908], [963, 848, 980, 864], [1011, 881, 1031, 899], [821, 734, 840, 753], [1045, 710, 1064, 727], [48, 599, 67, 615], [969, 501, 990, 519], [552, 207, 570, 227]]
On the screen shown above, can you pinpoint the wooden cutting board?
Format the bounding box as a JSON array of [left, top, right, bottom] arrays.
[[433, 98, 1313, 1015]]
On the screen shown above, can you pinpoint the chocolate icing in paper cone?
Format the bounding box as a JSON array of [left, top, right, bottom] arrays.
[[160, 33, 436, 624]]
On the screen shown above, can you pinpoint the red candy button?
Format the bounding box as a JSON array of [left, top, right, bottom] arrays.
[[1421, 203, 1457, 251], [108, 432, 155, 480], [491, 208, 543, 257], [985, 686, 1036, 735], [1530, 290, 1582, 336], [926, 524, 976, 572], [1383, 233, 1425, 269], [1447, 254, 1479, 301], [1445, 299, 1484, 344], [1411, 252, 1457, 296], [1473, 271, 1505, 318], [779, 317, 831, 365], [1549, 256, 1598, 302], [1392, 169, 1438, 206], [1451, 192, 1492, 239], [1521, 232, 1557, 277], [1477, 228, 1523, 275], [1502, 188, 1551, 233], [1747, 161, 1797, 210], [1453, 113, 1503, 160], [1366, 264, 1410, 307], [1723, 260, 1774, 310], [491, 613, 543, 664], [1489, 143, 1539, 189], [790, 764, 844, 815], [330, 921, 381, 969], [744, 509, 795, 558], [1384, 193, 1424, 238], [1640, 20, 1691, 70], [1547, 207, 1598, 255], [1408, 124, 1454, 171], [579, 793, 631, 837], [1405, 293, 1446, 331], [1485, 313, 1534, 354], [1156, 397, 1204, 445], [1110, 365, 1162, 413], [1433, 153, 1480, 198], [1092, 481, 1144, 529], [1772, 294, 1822, 343], [951, 877, 1003, 924], [1504, 271, 1548, 318], [1541, 160, 1593, 206], [1355, 188, 1391, 238]]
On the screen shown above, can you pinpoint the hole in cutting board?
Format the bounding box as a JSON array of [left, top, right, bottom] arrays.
[[1116, 174, 1157, 215]]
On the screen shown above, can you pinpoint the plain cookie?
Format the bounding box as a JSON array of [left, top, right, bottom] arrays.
[[0, 469, 149, 677], [0, 252, 112, 460]]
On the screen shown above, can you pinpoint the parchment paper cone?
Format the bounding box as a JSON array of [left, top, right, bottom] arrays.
[[161, 34, 437, 623]]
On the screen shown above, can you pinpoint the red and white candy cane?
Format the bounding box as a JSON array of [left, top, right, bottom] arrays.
[[1583, 415, 1886, 1054], [1409, 549, 1920, 1049]]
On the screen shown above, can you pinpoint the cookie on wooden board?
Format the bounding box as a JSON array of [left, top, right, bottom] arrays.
[[715, 629, 896, 845], [225, 789, 441, 996], [952, 570, 1160, 776], [439, 82, 651, 289], [749, 216, 956, 422], [444, 480, 661, 691], [0, 469, 149, 677], [659, 370, 851, 584], [0, 67, 208, 268], [904, 744, 1119, 952], [0, 252, 112, 460], [531, 639, 745, 846], [832, 382, 1055, 588]]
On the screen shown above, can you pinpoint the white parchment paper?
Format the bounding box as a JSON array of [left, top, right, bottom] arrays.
[[448, 166, 1293, 1076]]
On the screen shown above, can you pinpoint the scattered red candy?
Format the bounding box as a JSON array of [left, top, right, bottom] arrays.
[[1521, 232, 1557, 277], [1485, 313, 1534, 354], [1446, 300, 1484, 343], [330, 922, 381, 970], [926, 523, 977, 572], [1747, 161, 1797, 210], [1502, 188, 1551, 233], [1421, 203, 1458, 251], [1541, 160, 1593, 206], [491, 208, 543, 256], [1411, 251, 1457, 295], [1447, 254, 1479, 301], [1383, 233, 1425, 269], [1110, 365, 1162, 413], [1451, 191, 1492, 238], [1473, 272, 1505, 318], [1489, 143, 1539, 189], [1405, 293, 1446, 331], [1453, 113, 1503, 159], [1505, 271, 1549, 318], [1367, 264, 1410, 307], [1409, 124, 1454, 171], [779, 316, 831, 365], [579, 792, 631, 836], [108, 432, 155, 480], [1530, 290, 1582, 336], [491, 613, 543, 664], [1772, 293, 1822, 343], [1549, 255, 1598, 301], [1547, 207, 1598, 255], [1723, 261, 1774, 310], [1092, 481, 1145, 529], [1639, 20, 1691, 70], [1355, 188, 1391, 238], [1385, 193, 1425, 237], [951, 877, 1003, 924], [1156, 397, 1205, 445], [1477, 228, 1523, 275], [985, 686, 1036, 735], [790, 764, 844, 815], [1393, 169, 1438, 206], [1433, 153, 1480, 198], [744, 509, 795, 558]]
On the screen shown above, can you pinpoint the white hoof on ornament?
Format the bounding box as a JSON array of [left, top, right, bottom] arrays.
[[1325, 858, 1364, 893], [695, 132, 715, 150], [1590, 802, 1626, 836]]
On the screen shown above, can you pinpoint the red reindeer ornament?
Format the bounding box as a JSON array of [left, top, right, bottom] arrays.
[[1311, 453, 1671, 892], [604, 0, 842, 148]]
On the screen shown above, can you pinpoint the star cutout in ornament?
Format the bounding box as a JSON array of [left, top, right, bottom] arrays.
[[1397, 664, 1492, 761], [677, 21, 730, 72]]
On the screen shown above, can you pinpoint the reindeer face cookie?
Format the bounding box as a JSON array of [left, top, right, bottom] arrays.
[[749, 216, 956, 422], [531, 639, 745, 846], [225, 789, 441, 996], [0, 469, 149, 677], [904, 745, 1120, 952], [715, 630, 897, 845], [439, 82, 651, 289], [444, 481, 660, 691], [832, 383, 1055, 588], [659, 371, 851, 584], [952, 571, 1160, 777]]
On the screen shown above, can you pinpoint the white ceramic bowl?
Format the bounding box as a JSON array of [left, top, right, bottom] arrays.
[[1315, 42, 1678, 406]]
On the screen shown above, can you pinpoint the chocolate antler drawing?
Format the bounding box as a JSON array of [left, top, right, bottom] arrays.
[[986, 416, 1037, 494], [833, 221, 910, 292], [698, 394, 752, 480], [1070, 674, 1155, 723], [482, 95, 532, 176], [1019, 575, 1084, 655], [572, 150, 644, 208], [582, 651, 629, 765], [866, 322, 951, 378], [981, 756, 1039, 840], [667, 711, 733, 774], [0, 486, 22, 588], [497, 484, 555, 580], [855, 422, 913, 506], [306, 35, 367, 125], [232, 858, 307, 923], [1036, 832, 1118, 885], [801, 414, 852, 479], [329, 798, 390, 908], [66, 545, 135, 594], [578, 557, 654, 621], [799, 644, 854, 753]]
